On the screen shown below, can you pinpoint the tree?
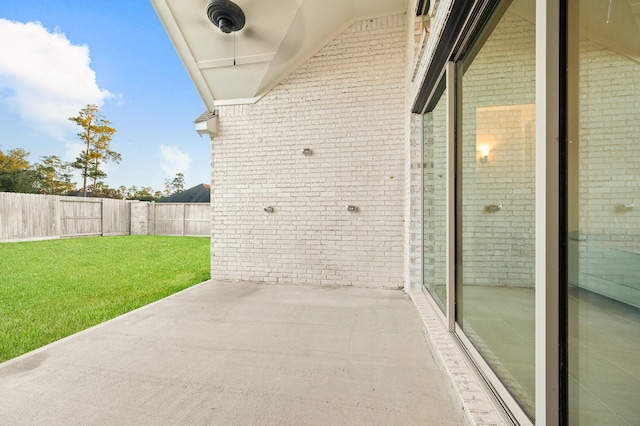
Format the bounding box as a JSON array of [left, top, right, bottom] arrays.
[[125, 185, 159, 201], [92, 182, 123, 199], [35, 155, 76, 195], [0, 148, 30, 172], [69, 104, 119, 196], [0, 148, 39, 193], [58, 162, 77, 194], [164, 172, 185, 196]]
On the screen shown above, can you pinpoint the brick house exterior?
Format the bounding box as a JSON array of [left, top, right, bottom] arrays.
[[153, 0, 640, 423], [210, 16, 407, 287]]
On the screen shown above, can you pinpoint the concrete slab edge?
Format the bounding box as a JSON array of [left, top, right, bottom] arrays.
[[0, 280, 214, 369], [409, 291, 508, 426]]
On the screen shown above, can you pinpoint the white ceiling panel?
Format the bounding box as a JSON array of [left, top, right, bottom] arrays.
[[151, 0, 408, 108]]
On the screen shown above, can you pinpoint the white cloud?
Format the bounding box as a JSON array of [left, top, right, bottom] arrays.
[[160, 145, 192, 176], [0, 19, 112, 139]]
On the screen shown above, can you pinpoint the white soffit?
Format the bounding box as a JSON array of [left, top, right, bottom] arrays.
[[151, 0, 408, 108]]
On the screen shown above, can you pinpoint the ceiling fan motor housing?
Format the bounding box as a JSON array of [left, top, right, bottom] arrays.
[[207, 0, 246, 34]]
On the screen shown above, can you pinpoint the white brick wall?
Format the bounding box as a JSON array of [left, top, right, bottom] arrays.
[[407, 5, 538, 290], [459, 12, 536, 288], [578, 38, 640, 248], [423, 95, 448, 305], [211, 15, 407, 288], [407, 1, 639, 292], [569, 37, 640, 304], [405, 113, 423, 292], [410, 8, 638, 290]]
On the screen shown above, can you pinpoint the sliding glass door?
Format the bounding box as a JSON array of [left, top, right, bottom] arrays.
[[416, 0, 640, 422], [567, 1, 640, 424], [456, 0, 536, 420]]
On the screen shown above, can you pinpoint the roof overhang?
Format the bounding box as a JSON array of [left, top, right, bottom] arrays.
[[151, 0, 408, 109]]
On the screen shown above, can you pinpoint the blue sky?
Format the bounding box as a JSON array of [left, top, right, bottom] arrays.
[[0, 1, 209, 192]]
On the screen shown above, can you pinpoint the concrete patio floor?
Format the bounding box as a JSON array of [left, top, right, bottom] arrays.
[[0, 280, 467, 425]]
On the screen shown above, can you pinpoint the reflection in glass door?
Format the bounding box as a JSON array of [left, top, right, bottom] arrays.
[[567, 1, 640, 423], [423, 82, 447, 314], [457, 0, 536, 419]]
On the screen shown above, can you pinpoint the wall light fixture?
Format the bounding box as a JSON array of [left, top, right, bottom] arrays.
[[477, 145, 490, 163]]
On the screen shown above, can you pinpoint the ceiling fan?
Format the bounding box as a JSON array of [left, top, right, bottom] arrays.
[[204, 0, 277, 67], [206, 0, 246, 34]]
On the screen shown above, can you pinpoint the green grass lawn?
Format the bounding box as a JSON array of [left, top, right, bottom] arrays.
[[0, 236, 210, 363]]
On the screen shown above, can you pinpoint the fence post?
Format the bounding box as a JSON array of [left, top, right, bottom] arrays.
[[54, 195, 61, 238], [182, 203, 187, 237], [101, 198, 105, 236]]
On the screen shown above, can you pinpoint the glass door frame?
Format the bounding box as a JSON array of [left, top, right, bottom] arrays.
[[534, 1, 565, 424]]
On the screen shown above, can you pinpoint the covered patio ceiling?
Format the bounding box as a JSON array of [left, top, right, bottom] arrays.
[[151, 0, 408, 108]]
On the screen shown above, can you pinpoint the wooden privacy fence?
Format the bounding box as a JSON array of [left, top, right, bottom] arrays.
[[0, 193, 131, 241], [149, 203, 210, 237], [60, 197, 131, 237], [0, 193, 210, 242]]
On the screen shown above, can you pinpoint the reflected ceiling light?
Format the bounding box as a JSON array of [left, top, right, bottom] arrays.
[[477, 145, 490, 163], [207, 0, 246, 34]]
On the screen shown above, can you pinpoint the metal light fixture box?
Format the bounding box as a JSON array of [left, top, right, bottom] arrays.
[[195, 112, 218, 138]]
